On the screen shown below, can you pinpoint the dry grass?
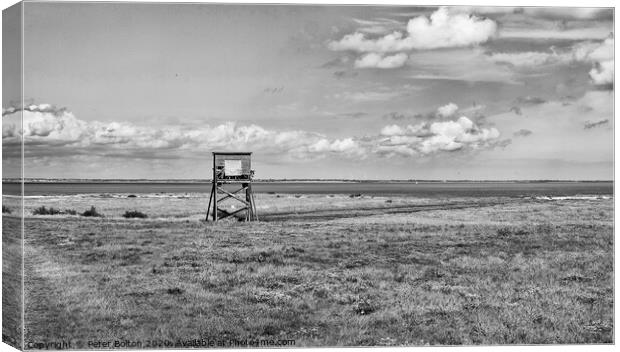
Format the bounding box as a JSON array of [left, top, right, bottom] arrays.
[[7, 193, 471, 221], [3, 216, 23, 349], [17, 197, 613, 346]]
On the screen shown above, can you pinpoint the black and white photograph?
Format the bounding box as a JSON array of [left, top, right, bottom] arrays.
[[1, 0, 615, 349]]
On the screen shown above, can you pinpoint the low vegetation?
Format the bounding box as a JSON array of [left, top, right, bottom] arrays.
[[122, 210, 148, 219], [19, 198, 612, 346], [32, 206, 61, 216], [81, 206, 103, 217], [2, 205, 11, 214]]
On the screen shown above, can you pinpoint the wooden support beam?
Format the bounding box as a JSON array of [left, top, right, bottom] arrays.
[[216, 206, 248, 219], [216, 186, 248, 204]]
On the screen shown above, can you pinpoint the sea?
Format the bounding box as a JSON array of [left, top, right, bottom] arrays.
[[1, 181, 613, 198]]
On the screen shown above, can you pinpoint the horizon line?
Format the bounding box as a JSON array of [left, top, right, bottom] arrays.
[[1, 178, 614, 183]]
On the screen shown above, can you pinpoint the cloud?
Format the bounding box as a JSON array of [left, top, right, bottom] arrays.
[[487, 36, 614, 86], [589, 61, 613, 86], [437, 102, 459, 117], [321, 56, 350, 68], [380, 124, 406, 136], [513, 129, 532, 137], [333, 70, 358, 79], [515, 96, 547, 105], [2, 103, 68, 117], [573, 36, 614, 86], [383, 112, 408, 120], [339, 112, 368, 119], [485, 91, 613, 164], [521, 8, 613, 21], [334, 90, 402, 102], [1, 104, 368, 160], [375, 116, 502, 156], [584, 119, 609, 129], [4, 103, 510, 162], [352, 18, 404, 35], [354, 52, 408, 69], [487, 51, 562, 67], [408, 48, 520, 84], [308, 138, 365, 158], [329, 7, 497, 53]]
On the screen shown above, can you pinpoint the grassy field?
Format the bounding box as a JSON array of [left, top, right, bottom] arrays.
[[2, 211, 22, 349], [5, 195, 614, 347]]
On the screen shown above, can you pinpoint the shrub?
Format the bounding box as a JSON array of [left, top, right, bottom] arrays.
[[81, 206, 103, 217], [122, 210, 147, 219], [33, 206, 61, 215], [64, 209, 77, 215], [127, 194, 137, 198], [2, 205, 11, 214]]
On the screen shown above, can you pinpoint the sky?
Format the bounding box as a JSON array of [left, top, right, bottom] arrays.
[[2, 2, 614, 180]]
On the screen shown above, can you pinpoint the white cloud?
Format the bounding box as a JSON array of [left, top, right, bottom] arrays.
[[375, 116, 501, 156], [354, 52, 408, 69], [3, 109, 87, 142], [380, 124, 406, 136], [309, 138, 365, 157], [329, 7, 497, 53], [3, 103, 508, 162], [1, 106, 366, 160], [589, 61, 613, 85], [437, 102, 459, 117], [405, 7, 498, 50]]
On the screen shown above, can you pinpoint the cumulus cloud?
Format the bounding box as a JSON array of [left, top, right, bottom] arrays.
[[3, 103, 508, 162], [2, 103, 68, 117], [308, 138, 365, 157], [1, 105, 365, 160], [375, 116, 501, 156], [380, 124, 406, 136], [437, 102, 459, 117], [354, 52, 408, 69], [329, 7, 497, 53]]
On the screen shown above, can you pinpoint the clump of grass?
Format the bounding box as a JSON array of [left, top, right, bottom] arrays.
[[33, 206, 61, 215], [81, 206, 103, 217], [2, 205, 11, 214], [167, 287, 184, 295], [353, 296, 378, 315], [122, 210, 148, 219]]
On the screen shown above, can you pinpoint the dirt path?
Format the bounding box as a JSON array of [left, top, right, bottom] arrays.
[[23, 233, 82, 347], [259, 200, 507, 222]]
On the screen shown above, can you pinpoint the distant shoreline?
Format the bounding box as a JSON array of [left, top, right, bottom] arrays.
[[1, 179, 613, 184]]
